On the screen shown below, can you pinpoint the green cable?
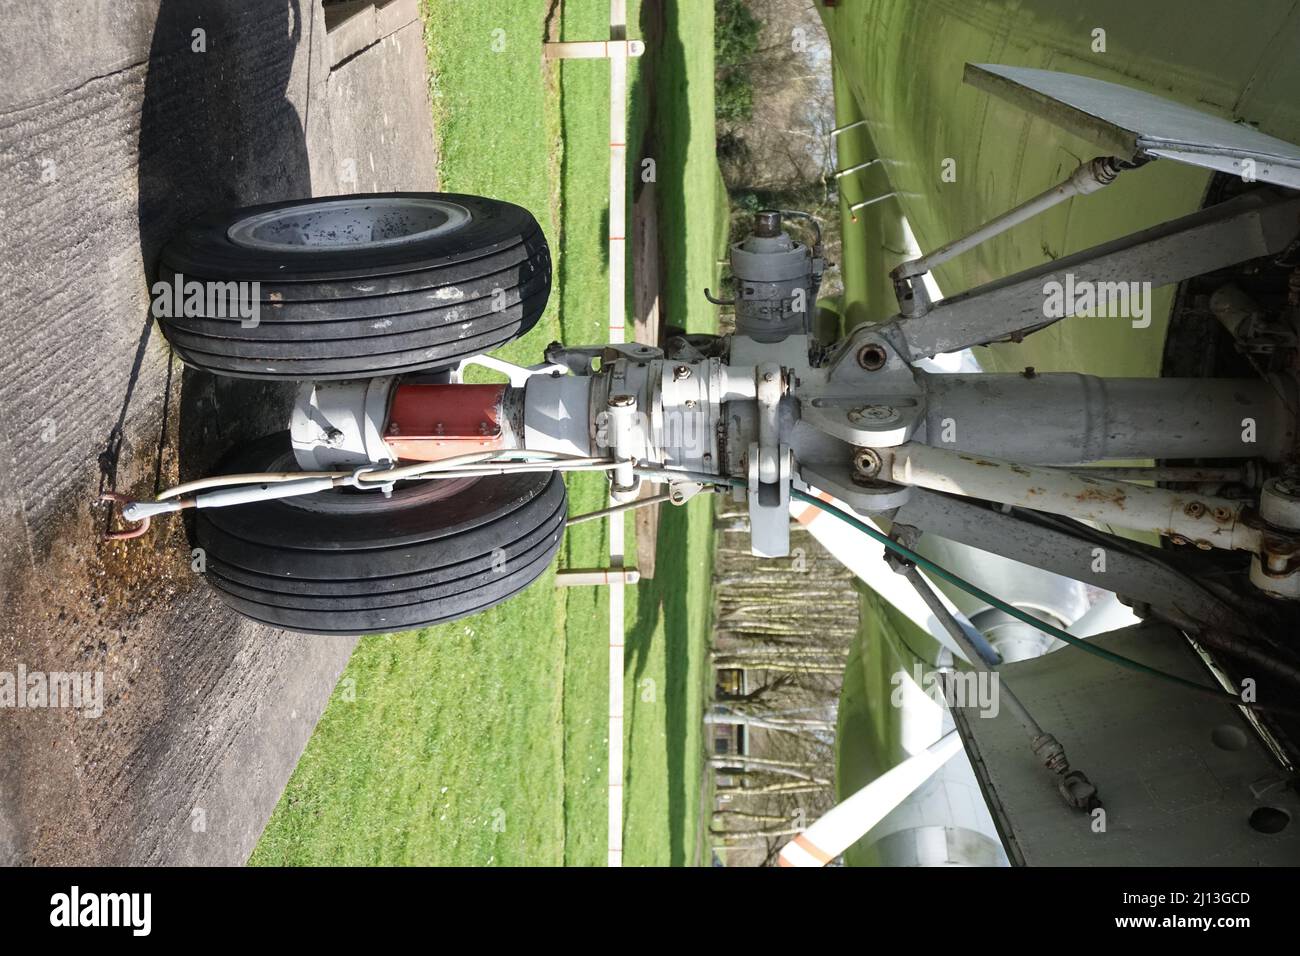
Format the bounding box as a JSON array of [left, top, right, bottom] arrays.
[[787, 487, 1268, 711], [633, 463, 1276, 711]]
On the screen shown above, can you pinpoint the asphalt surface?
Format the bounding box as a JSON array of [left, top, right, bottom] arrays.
[[0, 0, 437, 864]]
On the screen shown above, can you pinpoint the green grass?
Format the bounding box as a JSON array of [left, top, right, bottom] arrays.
[[621, 0, 721, 866], [250, 0, 721, 867]]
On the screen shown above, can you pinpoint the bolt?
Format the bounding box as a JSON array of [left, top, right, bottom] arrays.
[[852, 447, 882, 478], [673, 364, 691, 381], [1185, 501, 1206, 518], [387, 423, 400, 435], [848, 405, 898, 425], [685, 399, 698, 409], [608, 393, 635, 408], [323, 426, 345, 446], [1195, 539, 1214, 551], [1022, 366, 1037, 379], [856, 343, 888, 371], [1212, 506, 1233, 523], [754, 210, 781, 237], [1170, 534, 1189, 546]]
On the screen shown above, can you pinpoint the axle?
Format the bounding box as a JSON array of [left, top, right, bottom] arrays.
[[279, 343, 1300, 595]]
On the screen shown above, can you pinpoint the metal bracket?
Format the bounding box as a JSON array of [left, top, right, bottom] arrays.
[[748, 443, 792, 558], [887, 190, 1300, 360], [455, 353, 567, 387]]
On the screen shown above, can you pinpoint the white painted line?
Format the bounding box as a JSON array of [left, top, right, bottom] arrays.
[[607, 0, 629, 869], [548, 0, 636, 868]]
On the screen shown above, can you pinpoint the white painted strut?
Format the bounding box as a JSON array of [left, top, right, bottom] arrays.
[[778, 731, 964, 867], [878, 443, 1261, 553]]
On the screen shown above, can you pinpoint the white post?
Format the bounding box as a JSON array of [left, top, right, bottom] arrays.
[[606, 0, 630, 870], [555, 568, 641, 586], [544, 39, 645, 59], [543, 0, 644, 869]]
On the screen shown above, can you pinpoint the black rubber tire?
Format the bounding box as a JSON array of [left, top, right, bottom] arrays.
[[155, 192, 551, 380], [195, 433, 567, 635]]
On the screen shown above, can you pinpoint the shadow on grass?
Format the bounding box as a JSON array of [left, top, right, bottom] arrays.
[[623, 0, 699, 866], [626, 498, 696, 865], [552, 0, 701, 864], [648, 3, 695, 335]]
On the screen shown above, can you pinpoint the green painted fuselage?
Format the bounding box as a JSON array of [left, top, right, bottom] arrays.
[[819, 0, 1300, 863]]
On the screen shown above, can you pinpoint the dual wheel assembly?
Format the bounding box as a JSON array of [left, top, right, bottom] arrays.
[[155, 193, 566, 634]]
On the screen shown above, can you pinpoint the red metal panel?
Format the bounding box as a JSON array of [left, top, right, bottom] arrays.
[[384, 383, 508, 461]]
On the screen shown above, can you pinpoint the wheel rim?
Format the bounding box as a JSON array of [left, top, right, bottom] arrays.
[[226, 197, 472, 252]]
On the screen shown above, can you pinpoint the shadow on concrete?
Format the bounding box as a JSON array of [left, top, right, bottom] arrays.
[[123, 0, 313, 504], [1, 0, 440, 866]]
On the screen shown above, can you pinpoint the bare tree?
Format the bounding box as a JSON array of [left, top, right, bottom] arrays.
[[706, 483, 858, 864]]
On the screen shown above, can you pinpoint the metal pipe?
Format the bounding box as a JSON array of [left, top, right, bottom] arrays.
[[901, 563, 1098, 810], [565, 493, 670, 527], [892, 488, 1249, 636], [829, 118, 868, 141], [891, 191, 1300, 358], [879, 443, 1262, 553], [921, 372, 1294, 464], [1051, 465, 1252, 484], [901, 567, 1044, 741], [893, 157, 1120, 282], [849, 191, 897, 221], [834, 158, 881, 179], [122, 476, 336, 520]]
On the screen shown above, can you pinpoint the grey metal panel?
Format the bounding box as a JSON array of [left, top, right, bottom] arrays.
[[965, 64, 1300, 189], [894, 489, 1245, 634], [957, 623, 1300, 865]]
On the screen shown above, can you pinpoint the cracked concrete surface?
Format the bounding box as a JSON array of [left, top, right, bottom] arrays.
[[0, 0, 437, 864]]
